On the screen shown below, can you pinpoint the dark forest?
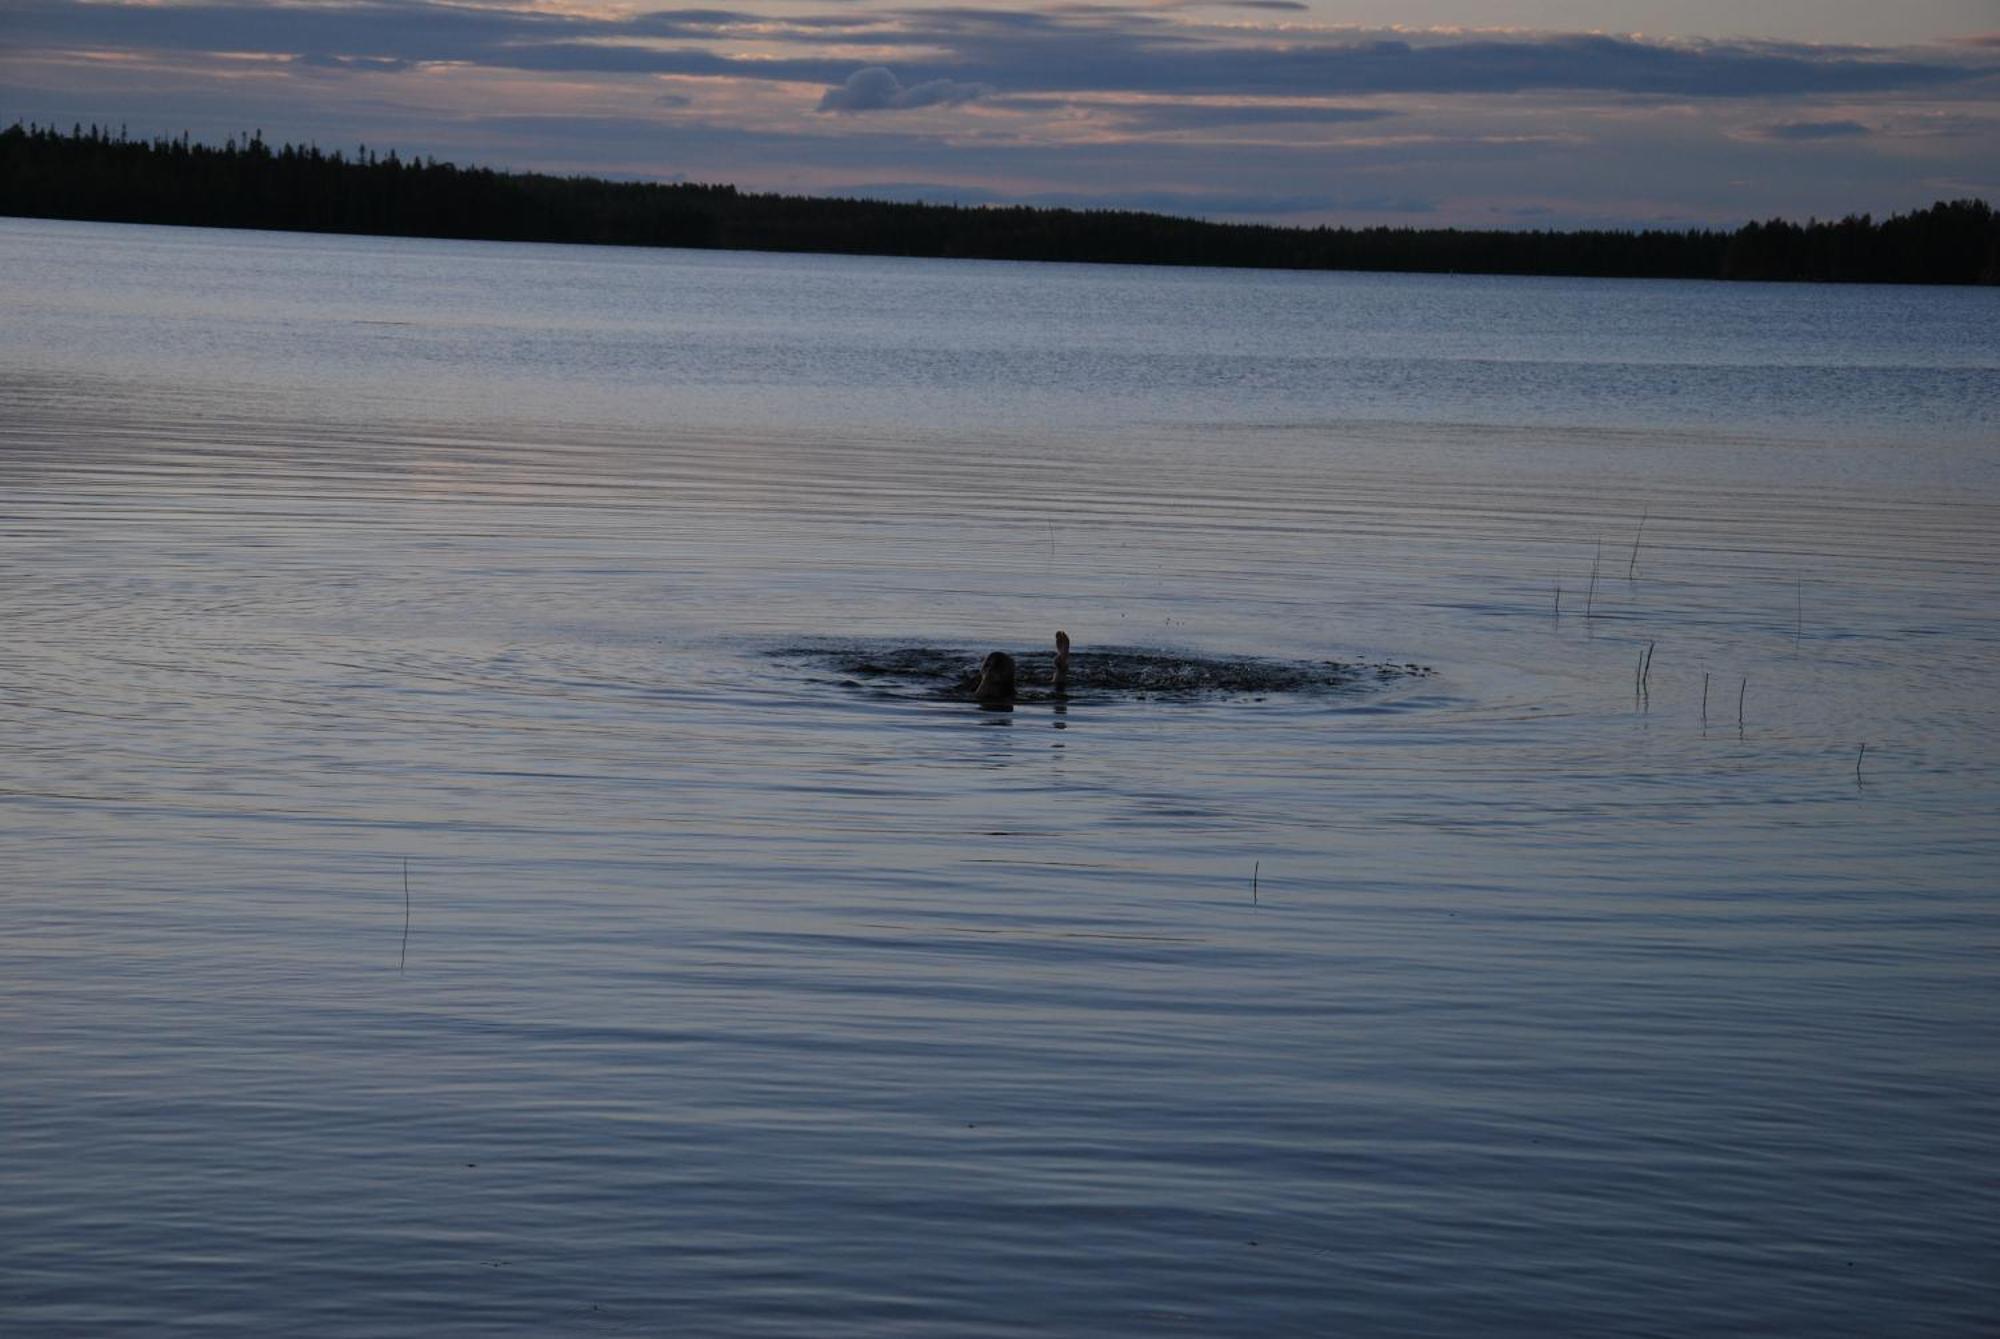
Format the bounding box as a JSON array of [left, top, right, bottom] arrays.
[[5, 123, 1995, 284]]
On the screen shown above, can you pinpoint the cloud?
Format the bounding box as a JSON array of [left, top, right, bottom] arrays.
[[817, 67, 992, 114], [1755, 119, 1873, 140], [1883, 111, 2000, 138], [1007, 99, 1399, 133], [7, 1, 1993, 101], [297, 53, 414, 74]]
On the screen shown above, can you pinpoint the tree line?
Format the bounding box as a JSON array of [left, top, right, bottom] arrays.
[[4, 122, 1994, 284]]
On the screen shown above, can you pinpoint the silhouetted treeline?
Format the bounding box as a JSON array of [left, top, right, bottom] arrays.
[[5, 123, 1995, 284]]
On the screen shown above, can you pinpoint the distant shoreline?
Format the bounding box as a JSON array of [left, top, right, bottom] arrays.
[[5, 123, 1995, 285]]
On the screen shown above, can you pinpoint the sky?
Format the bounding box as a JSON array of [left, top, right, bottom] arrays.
[[4, 0, 1997, 227]]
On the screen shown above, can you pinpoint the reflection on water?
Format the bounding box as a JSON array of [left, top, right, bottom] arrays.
[[2, 220, 1998, 1338]]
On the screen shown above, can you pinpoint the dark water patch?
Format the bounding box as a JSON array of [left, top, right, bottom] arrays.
[[772, 642, 1433, 702]]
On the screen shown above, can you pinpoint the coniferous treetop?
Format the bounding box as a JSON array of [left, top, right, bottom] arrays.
[[3, 122, 1993, 284]]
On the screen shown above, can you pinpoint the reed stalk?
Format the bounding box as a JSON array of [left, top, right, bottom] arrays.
[[401, 859, 411, 974]]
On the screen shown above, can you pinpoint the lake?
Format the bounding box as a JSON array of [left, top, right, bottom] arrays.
[[2, 216, 1997, 1336]]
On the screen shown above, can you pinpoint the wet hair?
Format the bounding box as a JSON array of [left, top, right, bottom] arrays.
[[972, 650, 1017, 703]]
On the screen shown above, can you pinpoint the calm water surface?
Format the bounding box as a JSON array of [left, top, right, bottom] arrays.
[[3, 218, 1998, 1336]]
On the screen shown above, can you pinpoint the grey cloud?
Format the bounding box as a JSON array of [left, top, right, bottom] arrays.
[[764, 12, 1990, 100], [7, 0, 579, 64], [297, 53, 415, 74], [818, 67, 993, 113], [4, 0, 772, 64], [1756, 119, 1874, 140], [10, 0, 1992, 101], [626, 9, 760, 28], [989, 99, 1399, 131], [493, 44, 851, 81], [960, 32, 1984, 100], [1885, 112, 2000, 138], [1158, 104, 1396, 128]]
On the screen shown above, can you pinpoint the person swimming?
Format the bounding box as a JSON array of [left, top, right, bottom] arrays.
[[972, 650, 1017, 703], [971, 631, 1069, 704]]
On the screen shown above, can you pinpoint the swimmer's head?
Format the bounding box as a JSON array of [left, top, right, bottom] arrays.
[[973, 650, 1018, 703]]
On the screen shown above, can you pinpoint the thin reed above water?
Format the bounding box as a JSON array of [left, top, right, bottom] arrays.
[[2, 219, 1997, 1338]]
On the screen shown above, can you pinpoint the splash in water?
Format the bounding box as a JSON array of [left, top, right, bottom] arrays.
[[777, 636, 1432, 703]]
